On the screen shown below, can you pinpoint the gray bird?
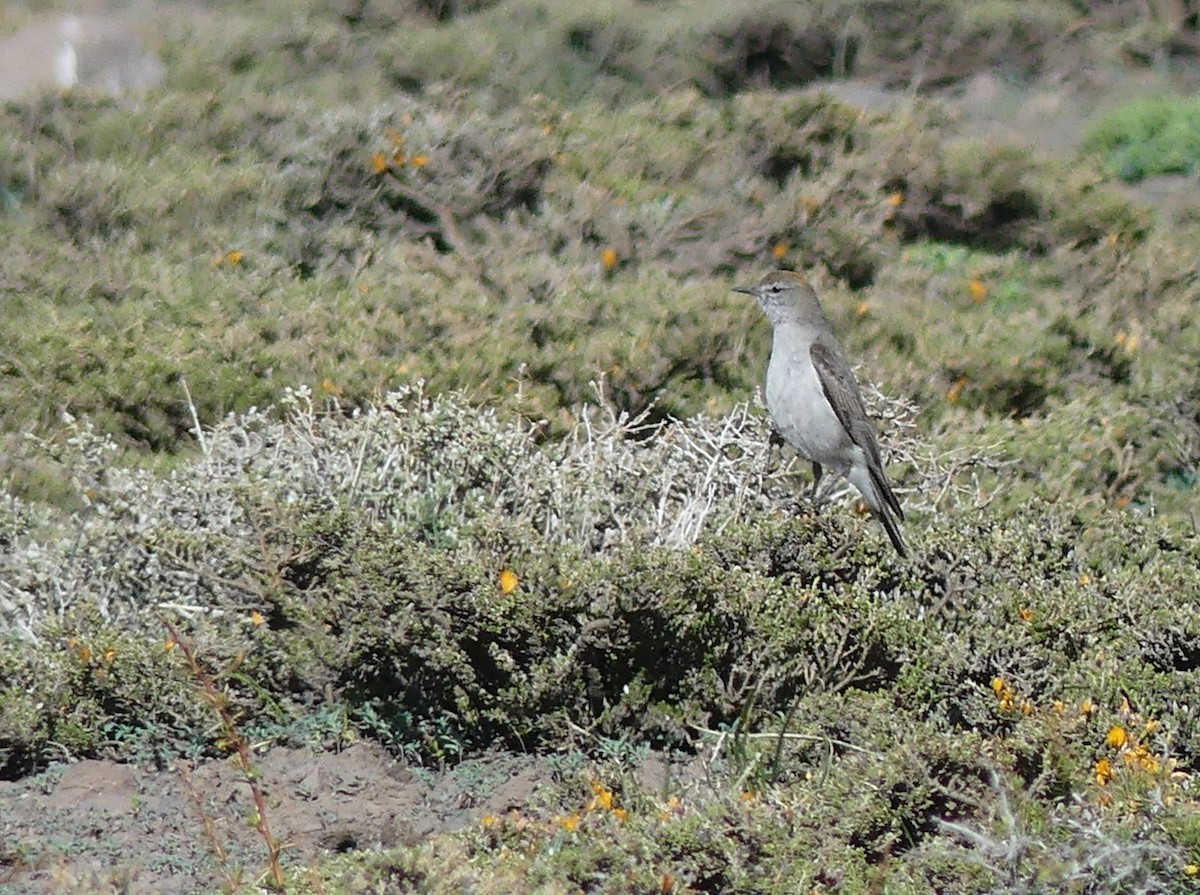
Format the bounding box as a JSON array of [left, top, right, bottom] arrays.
[[734, 270, 908, 557]]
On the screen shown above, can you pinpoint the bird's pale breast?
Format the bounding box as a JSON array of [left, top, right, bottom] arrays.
[[765, 331, 854, 471]]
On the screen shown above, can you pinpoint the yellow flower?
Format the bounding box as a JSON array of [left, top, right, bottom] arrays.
[[613, 807, 629, 823], [499, 569, 519, 594], [772, 242, 789, 260], [250, 610, 265, 628], [1095, 757, 1114, 786], [659, 795, 682, 821], [887, 192, 904, 206], [1124, 745, 1161, 774], [102, 648, 117, 664], [968, 278, 988, 303], [409, 154, 429, 168], [1080, 698, 1096, 718], [600, 247, 619, 271], [321, 379, 345, 396], [1018, 607, 1034, 622], [1106, 725, 1128, 750], [991, 677, 1017, 712], [370, 151, 390, 175], [559, 813, 581, 832], [590, 780, 614, 811], [855, 301, 870, 319]]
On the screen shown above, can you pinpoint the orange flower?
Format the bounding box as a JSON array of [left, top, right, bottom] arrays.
[[772, 242, 789, 260], [946, 376, 968, 404], [968, 278, 988, 303], [499, 569, 519, 594], [370, 151, 390, 175], [600, 247, 619, 271]]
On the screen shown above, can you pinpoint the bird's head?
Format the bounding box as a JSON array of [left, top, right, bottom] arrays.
[[732, 270, 823, 327]]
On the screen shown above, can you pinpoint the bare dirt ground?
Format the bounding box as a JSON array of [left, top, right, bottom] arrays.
[[0, 742, 561, 892], [0, 739, 693, 893]]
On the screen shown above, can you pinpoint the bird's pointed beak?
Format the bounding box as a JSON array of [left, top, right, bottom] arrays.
[[731, 285, 757, 296]]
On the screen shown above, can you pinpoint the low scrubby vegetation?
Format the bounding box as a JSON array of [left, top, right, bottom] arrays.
[[3, 386, 1200, 890]]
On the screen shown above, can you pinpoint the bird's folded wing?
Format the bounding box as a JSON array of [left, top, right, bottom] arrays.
[[810, 341, 872, 445], [811, 341, 905, 522]]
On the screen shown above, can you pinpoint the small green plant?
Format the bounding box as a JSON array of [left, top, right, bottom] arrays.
[[163, 620, 285, 890], [1083, 94, 1200, 182]]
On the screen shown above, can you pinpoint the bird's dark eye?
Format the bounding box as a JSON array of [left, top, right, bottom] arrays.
[[768, 284, 781, 293]]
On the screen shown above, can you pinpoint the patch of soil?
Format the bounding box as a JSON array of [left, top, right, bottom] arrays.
[[0, 743, 559, 893]]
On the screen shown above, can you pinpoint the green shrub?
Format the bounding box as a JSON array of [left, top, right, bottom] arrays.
[[1084, 95, 1200, 183]]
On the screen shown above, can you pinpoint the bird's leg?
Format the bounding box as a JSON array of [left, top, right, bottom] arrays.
[[811, 461, 824, 506], [767, 428, 785, 472]]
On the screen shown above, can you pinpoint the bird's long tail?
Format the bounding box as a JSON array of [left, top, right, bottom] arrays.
[[876, 503, 908, 557], [861, 464, 908, 557]]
